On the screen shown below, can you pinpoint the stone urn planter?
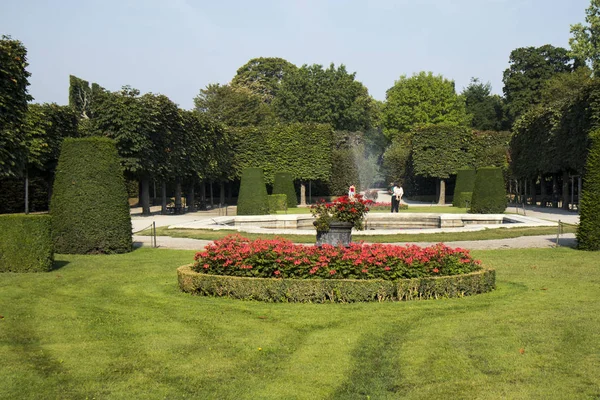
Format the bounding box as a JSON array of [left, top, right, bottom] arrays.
[[315, 220, 353, 247]]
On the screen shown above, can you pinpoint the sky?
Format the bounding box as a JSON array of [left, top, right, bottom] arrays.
[[1, 0, 592, 110]]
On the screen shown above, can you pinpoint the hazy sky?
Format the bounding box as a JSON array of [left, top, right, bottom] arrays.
[[1, 0, 591, 110]]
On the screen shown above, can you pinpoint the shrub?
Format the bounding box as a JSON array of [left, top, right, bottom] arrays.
[[452, 168, 476, 207], [0, 214, 53, 272], [267, 194, 287, 213], [272, 172, 297, 208], [178, 265, 495, 303], [50, 137, 132, 254], [577, 130, 600, 250], [329, 149, 360, 195], [469, 167, 507, 213], [237, 168, 269, 215], [193, 235, 482, 280]]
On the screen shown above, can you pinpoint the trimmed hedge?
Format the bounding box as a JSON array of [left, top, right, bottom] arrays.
[[178, 264, 495, 303], [51, 137, 132, 254], [470, 167, 507, 213], [237, 168, 269, 215], [577, 130, 600, 250], [452, 168, 476, 207], [0, 214, 53, 272], [272, 171, 297, 208], [267, 194, 287, 213]]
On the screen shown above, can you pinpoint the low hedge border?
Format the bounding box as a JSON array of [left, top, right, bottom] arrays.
[[0, 214, 54, 272], [177, 264, 495, 303]]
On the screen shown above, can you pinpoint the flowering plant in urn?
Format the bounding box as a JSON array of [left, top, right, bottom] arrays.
[[310, 194, 373, 232]]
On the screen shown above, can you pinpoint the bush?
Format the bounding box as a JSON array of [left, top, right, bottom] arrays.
[[237, 168, 269, 215], [469, 167, 507, 213], [267, 194, 287, 213], [0, 214, 53, 272], [272, 172, 297, 208], [577, 130, 600, 250], [452, 168, 476, 207], [178, 265, 495, 303], [193, 235, 483, 280], [50, 137, 132, 254], [329, 149, 359, 195]]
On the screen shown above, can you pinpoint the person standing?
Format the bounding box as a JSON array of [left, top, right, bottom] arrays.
[[389, 182, 397, 213], [394, 183, 404, 210], [348, 185, 356, 199]]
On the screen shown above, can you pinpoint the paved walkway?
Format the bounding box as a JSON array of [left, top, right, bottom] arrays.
[[131, 202, 579, 251]]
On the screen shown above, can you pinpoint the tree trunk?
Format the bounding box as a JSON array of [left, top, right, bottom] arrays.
[[24, 171, 29, 214], [438, 178, 446, 205], [187, 182, 196, 212], [540, 174, 547, 207], [141, 175, 151, 215], [530, 178, 537, 206], [161, 181, 167, 214], [175, 179, 182, 213], [220, 182, 225, 205], [562, 170, 569, 210], [300, 182, 306, 206]]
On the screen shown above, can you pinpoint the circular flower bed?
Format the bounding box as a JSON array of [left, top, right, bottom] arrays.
[[179, 235, 495, 302]]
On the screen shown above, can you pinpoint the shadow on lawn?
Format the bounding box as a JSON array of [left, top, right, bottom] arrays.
[[51, 260, 70, 271]]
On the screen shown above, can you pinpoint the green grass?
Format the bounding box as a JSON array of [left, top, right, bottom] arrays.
[[138, 224, 577, 244], [1, 248, 599, 399]]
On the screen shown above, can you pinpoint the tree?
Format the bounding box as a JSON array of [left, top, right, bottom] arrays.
[[231, 57, 296, 103], [0, 35, 32, 178], [577, 129, 600, 250], [462, 78, 507, 131], [382, 71, 469, 139], [194, 83, 273, 127], [273, 63, 376, 132], [411, 123, 473, 205], [382, 135, 411, 188], [569, 0, 600, 75], [502, 45, 573, 124], [470, 167, 507, 214]]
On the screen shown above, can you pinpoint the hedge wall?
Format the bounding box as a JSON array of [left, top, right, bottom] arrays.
[[0, 214, 53, 272], [577, 130, 600, 250], [237, 167, 269, 215], [272, 171, 297, 208], [178, 264, 496, 303], [470, 167, 507, 214], [452, 168, 476, 207], [51, 137, 132, 254]]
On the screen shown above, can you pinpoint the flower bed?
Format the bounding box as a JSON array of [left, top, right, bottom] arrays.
[[193, 234, 483, 279], [369, 202, 408, 211], [310, 194, 373, 231]]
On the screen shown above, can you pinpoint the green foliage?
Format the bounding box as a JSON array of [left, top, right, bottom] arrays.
[[577, 130, 600, 250], [0, 176, 50, 213], [502, 45, 574, 123], [569, 0, 600, 74], [471, 130, 511, 170], [452, 168, 477, 207], [232, 123, 333, 183], [50, 137, 132, 254], [267, 194, 287, 213], [329, 149, 360, 195], [178, 265, 494, 303], [0, 35, 32, 178], [462, 78, 508, 131], [383, 71, 470, 138], [411, 123, 473, 179], [273, 63, 376, 131], [382, 134, 411, 186], [470, 167, 507, 213], [231, 57, 296, 103], [0, 214, 53, 272], [272, 171, 297, 208], [236, 168, 269, 215]]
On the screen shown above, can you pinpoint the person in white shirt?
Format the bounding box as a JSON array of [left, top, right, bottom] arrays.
[[392, 184, 403, 212]]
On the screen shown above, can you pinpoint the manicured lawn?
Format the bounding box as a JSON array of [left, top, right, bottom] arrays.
[[1, 248, 599, 399], [139, 224, 577, 244]]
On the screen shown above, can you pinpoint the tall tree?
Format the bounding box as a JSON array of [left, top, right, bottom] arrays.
[[570, 0, 600, 75], [0, 35, 32, 178], [382, 71, 469, 139], [273, 63, 376, 132], [231, 57, 296, 104], [502, 45, 574, 124], [194, 83, 273, 127], [462, 78, 507, 131]]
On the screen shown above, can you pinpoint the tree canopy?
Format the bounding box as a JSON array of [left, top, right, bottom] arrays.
[[231, 57, 296, 104], [462, 78, 507, 131], [570, 0, 600, 75]]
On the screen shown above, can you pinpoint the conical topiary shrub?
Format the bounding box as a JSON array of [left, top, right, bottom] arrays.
[[51, 137, 132, 254], [237, 167, 269, 215], [470, 167, 507, 214], [273, 171, 297, 208], [452, 167, 476, 208], [577, 130, 600, 250]]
